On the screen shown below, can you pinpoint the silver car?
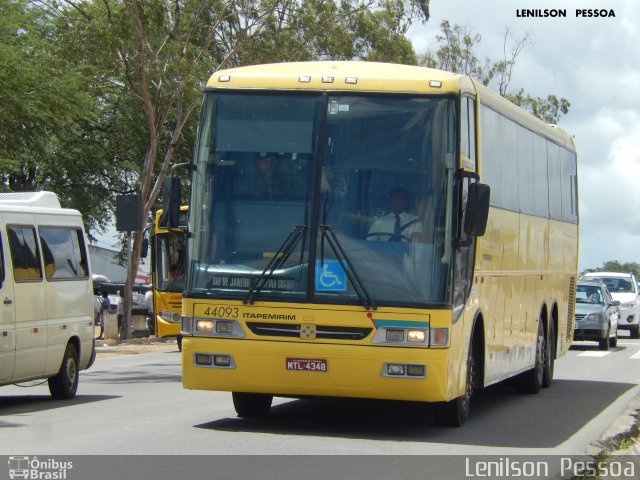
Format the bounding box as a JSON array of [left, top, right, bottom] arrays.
[[574, 281, 620, 350]]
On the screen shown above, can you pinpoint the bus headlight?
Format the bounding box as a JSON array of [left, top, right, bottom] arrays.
[[373, 327, 429, 346], [196, 319, 215, 333], [161, 310, 182, 322], [407, 329, 426, 343], [191, 318, 246, 337]]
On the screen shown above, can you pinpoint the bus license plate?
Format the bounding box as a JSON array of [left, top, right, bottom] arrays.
[[286, 358, 327, 372]]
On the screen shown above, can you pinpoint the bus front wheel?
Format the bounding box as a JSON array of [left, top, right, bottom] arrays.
[[517, 321, 545, 394], [435, 341, 475, 427], [232, 392, 273, 417]]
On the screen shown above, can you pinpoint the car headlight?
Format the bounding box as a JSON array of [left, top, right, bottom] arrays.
[[584, 313, 605, 322]]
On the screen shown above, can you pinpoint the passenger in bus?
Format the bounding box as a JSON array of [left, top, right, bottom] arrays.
[[255, 153, 289, 198], [367, 187, 423, 242]]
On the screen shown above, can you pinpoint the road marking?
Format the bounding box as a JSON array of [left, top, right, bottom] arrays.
[[577, 351, 611, 357], [630, 350, 640, 359]]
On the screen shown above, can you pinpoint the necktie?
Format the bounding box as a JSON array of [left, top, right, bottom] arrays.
[[391, 214, 401, 242]]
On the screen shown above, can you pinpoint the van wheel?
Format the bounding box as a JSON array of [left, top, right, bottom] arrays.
[[631, 324, 640, 339], [232, 392, 273, 417], [48, 343, 79, 400]]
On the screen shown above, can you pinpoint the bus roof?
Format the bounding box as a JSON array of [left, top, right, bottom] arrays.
[[207, 61, 574, 151], [208, 61, 476, 94]]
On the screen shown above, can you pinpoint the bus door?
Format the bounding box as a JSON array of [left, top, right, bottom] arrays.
[[0, 215, 16, 382]]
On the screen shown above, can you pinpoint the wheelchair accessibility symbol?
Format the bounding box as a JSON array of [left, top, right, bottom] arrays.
[[315, 260, 347, 291]]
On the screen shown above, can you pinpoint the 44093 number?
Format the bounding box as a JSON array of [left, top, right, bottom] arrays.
[[201, 305, 239, 318]]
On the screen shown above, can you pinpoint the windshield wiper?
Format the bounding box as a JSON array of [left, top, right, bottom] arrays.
[[319, 193, 377, 310], [243, 194, 309, 305]]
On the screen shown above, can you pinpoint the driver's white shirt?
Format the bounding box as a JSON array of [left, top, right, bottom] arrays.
[[367, 211, 422, 242]]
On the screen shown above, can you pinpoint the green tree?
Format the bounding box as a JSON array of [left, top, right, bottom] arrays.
[[40, 0, 430, 338], [419, 20, 570, 123], [0, 0, 110, 231]]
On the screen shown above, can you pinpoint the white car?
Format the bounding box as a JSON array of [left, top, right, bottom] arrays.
[[581, 272, 640, 338]]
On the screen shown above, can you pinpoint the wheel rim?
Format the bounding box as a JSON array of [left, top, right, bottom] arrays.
[[461, 350, 475, 418], [65, 356, 77, 390], [536, 329, 545, 383]]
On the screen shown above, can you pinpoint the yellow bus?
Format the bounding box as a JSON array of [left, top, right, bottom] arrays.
[[176, 62, 578, 426], [150, 208, 187, 347]]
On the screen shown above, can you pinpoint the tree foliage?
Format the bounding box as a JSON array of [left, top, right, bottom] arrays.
[[419, 20, 570, 124], [0, 0, 109, 231]]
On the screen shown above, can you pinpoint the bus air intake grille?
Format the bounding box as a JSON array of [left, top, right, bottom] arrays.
[[246, 322, 373, 340]]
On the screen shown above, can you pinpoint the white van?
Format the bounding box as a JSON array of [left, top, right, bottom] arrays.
[[0, 191, 95, 399]]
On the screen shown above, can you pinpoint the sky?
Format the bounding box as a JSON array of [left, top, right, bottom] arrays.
[[408, 0, 640, 271]]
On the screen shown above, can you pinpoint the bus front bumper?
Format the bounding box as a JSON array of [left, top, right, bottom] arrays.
[[181, 336, 451, 403]]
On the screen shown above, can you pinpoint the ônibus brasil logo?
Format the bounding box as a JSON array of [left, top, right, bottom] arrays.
[[8, 456, 73, 480]]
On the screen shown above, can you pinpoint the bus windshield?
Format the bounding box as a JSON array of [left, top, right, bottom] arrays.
[[156, 232, 186, 292], [188, 91, 456, 307]]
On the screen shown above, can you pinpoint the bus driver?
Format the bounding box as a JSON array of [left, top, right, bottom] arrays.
[[367, 187, 422, 242]]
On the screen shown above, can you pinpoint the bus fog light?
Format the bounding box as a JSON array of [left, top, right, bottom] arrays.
[[406, 364, 425, 377], [430, 328, 449, 346], [196, 319, 214, 332], [214, 355, 231, 367], [216, 321, 233, 334], [407, 329, 426, 343], [386, 329, 404, 342], [387, 364, 405, 375], [195, 354, 213, 366]]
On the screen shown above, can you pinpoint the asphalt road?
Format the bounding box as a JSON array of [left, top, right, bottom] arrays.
[[1, 334, 639, 479]]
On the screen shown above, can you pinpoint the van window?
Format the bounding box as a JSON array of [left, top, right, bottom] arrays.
[[7, 226, 43, 281], [39, 227, 89, 280]]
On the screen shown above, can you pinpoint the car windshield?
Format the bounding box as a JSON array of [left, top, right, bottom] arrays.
[[576, 285, 604, 304], [586, 276, 635, 293], [187, 91, 457, 307]]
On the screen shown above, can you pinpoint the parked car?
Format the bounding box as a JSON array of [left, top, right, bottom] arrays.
[[574, 280, 620, 350], [581, 272, 640, 338]]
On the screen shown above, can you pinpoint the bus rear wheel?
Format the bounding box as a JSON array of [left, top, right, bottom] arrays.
[[542, 321, 555, 388], [435, 341, 475, 427], [232, 392, 273, 417]]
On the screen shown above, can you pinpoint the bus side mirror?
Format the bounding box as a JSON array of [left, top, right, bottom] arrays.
[[141, 238, 149, 259], [464, 183, 490, 236], [159, 176, 181, 229]]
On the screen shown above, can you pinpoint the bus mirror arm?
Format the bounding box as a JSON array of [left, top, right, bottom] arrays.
[[464, 183, 490, 237]]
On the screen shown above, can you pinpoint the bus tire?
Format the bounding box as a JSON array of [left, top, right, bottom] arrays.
[[232, 392, 273, 417], [542, 321, 555, 388], [48, 343, 79, 400], [177, 335, 183, 352], [435, 340, 475, 427], [517, 321, 545, 394]]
